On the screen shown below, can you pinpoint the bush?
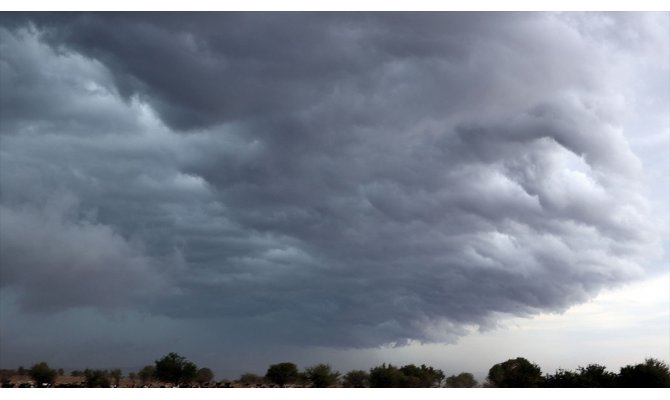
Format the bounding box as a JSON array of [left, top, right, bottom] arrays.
[[238, 372, 265, 387], [154, 353, 197, 386], [29, 362, 57, 386], [487, 357, 543, 388], [617, 358, 670, 388], [304, 364, 340, 388], [369, 364, 405, 388], [84, 369, 111, 388], [342, 370, 370, 388], [138, 365, 155, 385], [195, 367, 214, 386], [445, 372, 478, 388], [265, 362, 298, 387]]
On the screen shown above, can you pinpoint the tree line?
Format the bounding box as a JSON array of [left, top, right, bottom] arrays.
[[1, 354, 668, 388]]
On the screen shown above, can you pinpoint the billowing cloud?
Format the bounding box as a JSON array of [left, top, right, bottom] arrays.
[[0, 194, 165, 312], [0, 12, 667, 359]]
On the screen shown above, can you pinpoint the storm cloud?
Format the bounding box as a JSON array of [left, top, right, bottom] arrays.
[[0, 11, 667, 356]]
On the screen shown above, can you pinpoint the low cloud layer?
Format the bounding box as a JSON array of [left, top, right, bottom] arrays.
[[0, 195, 166, 312], [0, 12, 667, 357]]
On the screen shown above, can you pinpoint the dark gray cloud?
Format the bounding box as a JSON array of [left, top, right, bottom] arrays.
[[0, 11, 667, 366], [0, 195, 167, 312]]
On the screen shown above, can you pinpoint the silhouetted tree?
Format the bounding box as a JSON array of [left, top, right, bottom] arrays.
[[487, 357, 543, 388], [544, 369, 580, 388], [154, 353, 197, 387], [295, 371, 310, 387], [128, 372, 137, 387], [369, 364, 405, 388], [109, 368, 123, 387], [616, 358, 670, 388], [71, 370, 83, 377], [195, 367, 214, 386], [29, 362, 57, 386], [138, 365, 155, 386], [545, 364, 616, 388], [343, 370, 370, 388], [577, 364, 615, 387], [369, 363, 445, 388], [84, 369, 111, 388], [238, 372, 265, 387], [304, 364, 340, 388], [446, 372, 478, 388], [265, 362, 299, 387], [400, 364, 445, 387]]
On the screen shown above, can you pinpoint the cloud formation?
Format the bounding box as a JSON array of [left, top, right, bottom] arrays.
[[0, 195, 164, 312], [0, 12, 667, 353]]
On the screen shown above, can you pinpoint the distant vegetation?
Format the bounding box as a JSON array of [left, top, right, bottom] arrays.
[[1, 354, 668, 388]]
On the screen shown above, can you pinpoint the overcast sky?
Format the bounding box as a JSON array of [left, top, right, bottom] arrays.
[[0, 12, 668, 380]]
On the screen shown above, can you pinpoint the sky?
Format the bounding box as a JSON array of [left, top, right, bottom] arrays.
[[0, 12, 668, 381]]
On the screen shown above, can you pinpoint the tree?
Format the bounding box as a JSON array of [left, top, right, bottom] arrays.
[[110, 368, 123, 387], [154, 352, 198, 387], [400, 364, 445, 387], [342, 370, 370, 388], [446, 372, 478, 388], [295, 371, 309, 387], [616, 358, 670, 388], [369, 363, 444, 388], [138, 365, 155, 386], [369, 364, 405, 388], [576, 364, 615, 388], [71, 370, 84, 377], [195, 367, 214, 386], [128, 372, 137, 387], [544, 369, 580, 388], [84, 369, 111, 388], [29, 362, 57, 386], [238, 372, 265, 387], [544, 364, 615, 388], [265, 362, 299, 387], [304, 364, 340, 388], [487, 357, 543, 388]]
